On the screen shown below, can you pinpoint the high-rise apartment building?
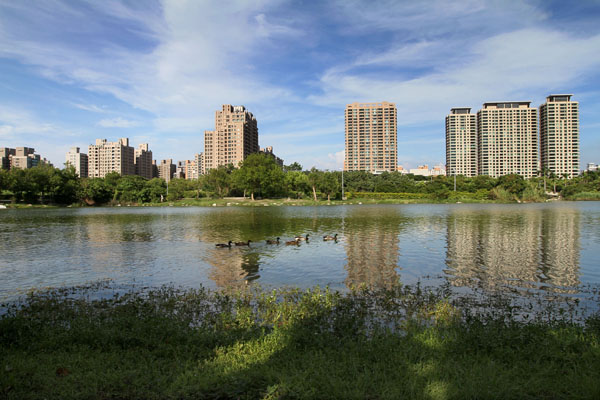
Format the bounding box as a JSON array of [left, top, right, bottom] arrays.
[[203, 105, 259, 171], [344, 102, 397, 173], [9, 147, 49, 170], [65, 147, 88, 177], [134, 143, 153, 179], [88, 138, 135, 178], [477, 102, 538, 178], [158, 159, 176, 182], [539, 94, 580, 178], [446, 108, 477, 177], [195, 153, 204, 176], [260, 146, 284, 166], [0, 148, 15, 170]]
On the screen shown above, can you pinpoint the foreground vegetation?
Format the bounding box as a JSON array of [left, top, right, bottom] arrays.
[[1, 154, 600, 206], [1, 284, 599, 399]]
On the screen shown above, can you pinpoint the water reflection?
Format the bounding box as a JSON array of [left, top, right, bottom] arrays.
[[0, 204, 595, 302], [204, 246, 261, 289], [343, 207, 403, 289], [444, 206, 580, 293]]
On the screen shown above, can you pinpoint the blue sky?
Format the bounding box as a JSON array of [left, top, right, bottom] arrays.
[[1, 0, 599, 170]]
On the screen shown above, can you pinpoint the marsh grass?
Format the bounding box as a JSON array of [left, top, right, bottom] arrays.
[[1, 283, 599, 399]]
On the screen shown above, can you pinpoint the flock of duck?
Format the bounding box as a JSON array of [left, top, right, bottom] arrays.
[[215, 233, 338, 248]]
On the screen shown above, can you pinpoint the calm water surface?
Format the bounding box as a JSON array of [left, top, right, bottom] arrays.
[[1, 202, 599, 301]]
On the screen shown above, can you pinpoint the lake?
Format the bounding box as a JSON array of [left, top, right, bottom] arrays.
[[1, 202, 599, 302]]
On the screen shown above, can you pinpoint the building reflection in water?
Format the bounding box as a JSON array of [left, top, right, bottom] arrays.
[[445, 206, 580, 293], [343, 207, 402, 289], [204, 246, 261, 289]]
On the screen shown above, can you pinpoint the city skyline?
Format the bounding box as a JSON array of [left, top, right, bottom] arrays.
[[1, 1, 600, 170]]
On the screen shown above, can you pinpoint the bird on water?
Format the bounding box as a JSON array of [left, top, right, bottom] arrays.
[[216, 241, 232, 248]]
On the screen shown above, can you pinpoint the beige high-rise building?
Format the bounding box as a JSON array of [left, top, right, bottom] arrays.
[[539, 94, 580, 178], [195, 153, 204, 176], [203, 105, 259, 171], [1, 148, 16, 170], [158, 159, 176, 182], [8, 147, 48, 170], [134, 143, 153, 179], [182, 159, 200, 180], [66, 147, 88, 177], [477, 102, 538, 178], [345, 102, 397, 172], [88, 138, 135, 178], [446, 108, 477, 177]]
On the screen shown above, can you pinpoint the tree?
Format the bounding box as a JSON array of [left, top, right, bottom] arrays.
[[285, 170, 309, 198], [79, 178, 112, 205], [307, 167, 322, 201], [115, 175, 147, 203], [318, 171, 340, 201], [51, 166, 80, 204], [204, 165, 233, 197], [236, 153, 285, 200], [497, 174, 527, 197], [142, 178, 167, 202], [166, 178, 188, 201], [284, 162, 303, 172]]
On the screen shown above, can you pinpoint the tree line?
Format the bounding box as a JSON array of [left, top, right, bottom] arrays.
[[1, 153, 599, 205]]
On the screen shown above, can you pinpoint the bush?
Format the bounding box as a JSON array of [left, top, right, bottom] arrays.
[[349, 192, 432, 200], [488, 187, 515, 202], [566, 191, 600, 201]]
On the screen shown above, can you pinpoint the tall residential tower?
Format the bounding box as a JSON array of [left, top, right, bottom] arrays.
[[477, 102, 538, 178], [88, 138, 135, 178], [203, 105, 259, 171], [446, 108, 477, 177], [344, 102, 397, 173], [539, 94, 580, 178], [66, 147, 88, 177]]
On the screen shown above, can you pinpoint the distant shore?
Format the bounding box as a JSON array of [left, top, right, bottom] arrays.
[[3, 196, 593, 209]]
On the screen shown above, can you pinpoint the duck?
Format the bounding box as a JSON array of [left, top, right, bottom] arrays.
[[266, 237, 280, 245], [235, 240, 252, 246], [323, 234, 338, 241], [294, 234, 309, 241], [216, 241, 232, 248], [285, 238, 300, 245]]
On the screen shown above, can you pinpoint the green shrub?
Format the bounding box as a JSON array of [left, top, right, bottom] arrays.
[[349, 192, 432, 200], [566, 191, 600, 200]]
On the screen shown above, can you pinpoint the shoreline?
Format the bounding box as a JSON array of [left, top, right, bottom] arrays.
[[2, 283, 599, 399], [3, 197, 594, 209]]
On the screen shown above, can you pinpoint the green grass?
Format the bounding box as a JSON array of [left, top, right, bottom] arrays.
[[1, 284, 599, 399], [566, 191, 600, 201]]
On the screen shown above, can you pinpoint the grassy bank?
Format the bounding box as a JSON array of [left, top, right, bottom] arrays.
[[5, 195, 600, 209], [1, 284, 599, 399]]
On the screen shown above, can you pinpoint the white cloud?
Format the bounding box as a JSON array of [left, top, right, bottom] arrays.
[[255, 13, 303, 38], [97, 117, 141, 128], [73, 103, 106, 113], [311, 28, 600, 126]]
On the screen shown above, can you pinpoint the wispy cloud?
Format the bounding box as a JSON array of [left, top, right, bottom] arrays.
[[73, 103, 106, 113], [97, 117, 141, 128], [1, 0, 599, 168]]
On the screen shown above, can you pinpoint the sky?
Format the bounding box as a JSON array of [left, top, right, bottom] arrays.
[[1, 0, 599, 171]]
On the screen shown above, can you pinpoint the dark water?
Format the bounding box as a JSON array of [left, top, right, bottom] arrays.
[[1, 202, 599, 301]]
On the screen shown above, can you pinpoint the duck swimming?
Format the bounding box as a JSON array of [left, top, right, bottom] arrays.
[[285, 238, 300, 245], [323, 234, 338, 241], [266, 237, 280, 244], [294, 234, 309, 241], [216, 241, 232, 248]]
